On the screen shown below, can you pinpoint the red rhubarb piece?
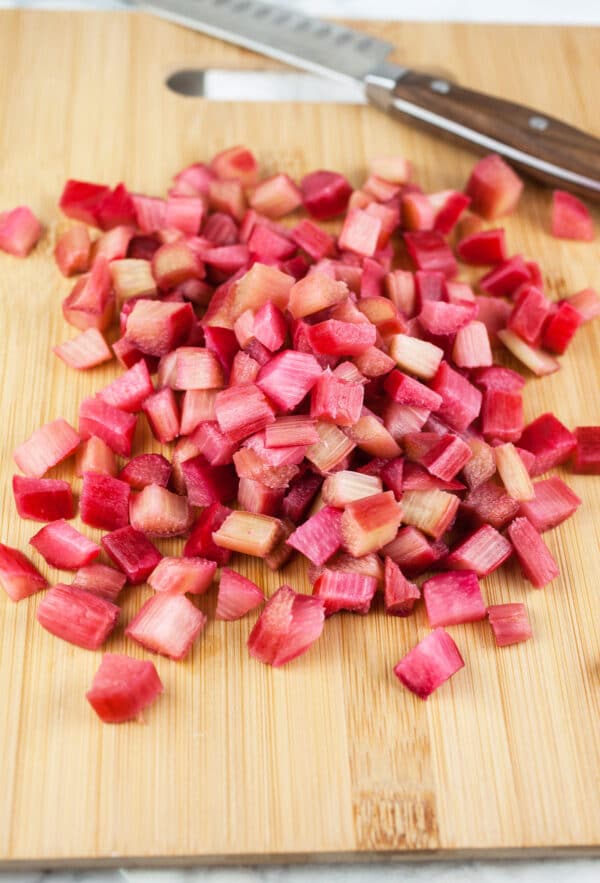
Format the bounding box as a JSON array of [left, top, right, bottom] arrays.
[[573, 426, 600, 473], [98, 359, 154, 413], [184, 502, 232, 565], [0, 543, 47, 602], [518, 477, 581, 532], [404, 231, 457, 277], [479, 256, 531, 297], [518, 413, 577, 476], [125, 299, 194, 357], [430, 361, 482, 432], [300, 170, 352, 220], [0, 206, 42, 256], [465, 154, 523, 219], [119, 454, 172, 490], [62, 256, 115, 331], [30, 520, 100, 570], [14, 418, 80, 479], [247, 584, 325, 666], [394, 628, 464, 699], [54, 225, 92, 276], [384, 370, 443, 412], [215, 568, 264, 620], [447, 524, 512, 576], [481, 388, 524, 443], [215, 383, 276, 441], [211, 145, 258, 187], [507, 284, 551, 344], [401, 488, 459, 539], [54, 328, 112, 370], [456, 229, 507, 265], [507, 516, 559, 587], [419, 434, 473, 482], [80, 472, 130, 530], [461, 479, 519, 529], [142, 387, 180, 443], [565, 287, 600, 321], [87, 653, 164, 724], [101, 526, 162, 583], [37, 584, 119, 650], [130, 484, 192, 537], [452, 321, 493, 368], [13, 475, 74, 522], [383, 557, 420, 616], [59, 180, 110, 225], [488, 603, 532, 647], [79, 396, 137, 457], [423, 570, 486, 627], [148, 557, 217, 595], [383, 526, 447, 577], [551, 190, 595, 241], [75, 435, 117, 478], [250, 173, 302, 219], [126, 594, 206, 661], [72, 563, 126, 601], [287, 505, 343, 567], [341, 491, 403, 557], [542, 302, 582, 354], [181, 455, 238, 507], [312, 569, 377, 616]]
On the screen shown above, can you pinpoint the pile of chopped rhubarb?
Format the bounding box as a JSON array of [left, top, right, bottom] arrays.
[[0, 145, 598, 720]]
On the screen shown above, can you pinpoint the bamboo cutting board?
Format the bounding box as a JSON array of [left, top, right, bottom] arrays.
[[0, 10, 599, 868]]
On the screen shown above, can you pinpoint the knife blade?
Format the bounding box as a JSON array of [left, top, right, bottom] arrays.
[[135, 0, 600, 199]]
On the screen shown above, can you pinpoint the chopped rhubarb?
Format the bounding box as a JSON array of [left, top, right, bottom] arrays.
[[307, 319, 376, 357], [384, 557, 420, 616], [338, 208, 381, 258], [462, 479, 519, 529], [430, 362, 482, 432], [101, 526, 161, 583], [573, 426, 600, 473], [341, 491, 402, 557], [126, 593, 206, 660], [385, 269, 416, 316], [14, 419, 80, 479], [63, 256, 115, 331], [507, 517, 559, 588], [0, 206, 42, 256], [301, 170, 352, 220], [142, 387, 180, 443], [0, 543, 47, 602], [551, 190, 595, 241], [265, 416, 319, 449], [494, 443, 535, 500], [419, 300, 474, 336], [420, 434, 472, 482], [288, 272, 347, 319], [87, 653, 164, 724], [389, 333, 444, 381], [287, 505, 343, 566], [310, 371, 363, 426], [37, 584, 119, 650], [80, 472, 130, 530], [54, 328, 112, 370], [181, 389, 218, 434], [211, 145, 258, 187], [479, 256, 531, 298], [322, 471, 382, 507], [472, 365, 525, 392], [72, 563, 126, 601], [312, 569, 377, 616], [497, 329, 559, 376], [488, 603, 532, 647], [249, 173, 302, 219], [130, 484, 192, 537], [401, 488, 459, 539], [518, 413, 577, 476], [215, 383, 275, 442], [54, 224, 91, 276], [384, 370, 443, 411], [394, 628, 464, 699], [148, 556, 216, 595], [257, 351, 322, 412], [247, 584, 325, 666], [291, 219, 335, 261], [518, 477, 581, 532], [110, 259, 157, 302], [125, 299, 194, 357], [481, 388, 524, 443], [79, 396, 137, 457], [213, 510, 283, 557], [215, 568, 264, 620], [447, 524, 512, 576], [542, 302, 582, 354], [174, 347, 224, 390], [30, 520, 100, 570], [423, 570, 486, 627], [452, 321, 493, 368], [457, 229, 507, 265], [565, 287, 600, 322], [119, 454, 171, 490], [465, 154, 523, 219], [404, 231, 457, 277], [281, 471, 323, 523], [181, 455, 237, 507], [184, 502, 232, 565], [13, 475, 74, 522], [237, 477, 284, 515], [507, 284, 551, 344], [462, 438, 497, 490]]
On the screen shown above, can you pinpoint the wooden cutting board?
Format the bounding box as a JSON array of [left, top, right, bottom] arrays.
[[0, 10, 599, 868]]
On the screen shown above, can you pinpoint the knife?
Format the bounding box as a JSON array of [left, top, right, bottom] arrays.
[[135, 0, 600, 200]]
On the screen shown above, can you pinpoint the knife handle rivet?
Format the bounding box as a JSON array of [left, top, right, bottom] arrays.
[[430, 79, 451, 95], [529, 115, 549, 131]]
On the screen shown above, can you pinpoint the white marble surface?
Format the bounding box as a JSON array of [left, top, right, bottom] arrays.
[[2, 0, 599, 879]]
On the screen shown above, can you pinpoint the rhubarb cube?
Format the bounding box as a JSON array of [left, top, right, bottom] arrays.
[[126, 594, 206, 660], [497, 329, 559, 377], [287, 505, 343, 566], [446, 524, 512, 576], [265, 416, 320, 449], [211, 145, 258, 187], [394, 628, 464, 699], [281, 471, 323, 523], [423, 570, 486, 627], [322, 471, 382, 507], [54, 328, 113, 370], [382, 526, 447, 577], [13, 475, 74, 522], [461, 479, 519, 529], [456, 228, 507, 265], [310, 371, 364, 426], [494, 442, 535, 500], [215, 383, 275, 442], [288, 272, 347, 319], [181, 455, 238, 507], [488, 603, 532, 647], [79, 396, 137, 457], [130, 484, 192, 537], [507, 284, 551, 344], [148, 557, 216, 595], [213, 510, 283, 557], [291, 220, 336, 261], [518, 477, 581, 533], [0, 206, 42, 256], [306, 319, 376, 357], [216, 568, 264, 620], [404, 231, 457, 277], [119, 453, 171, 490], [384, 557, 420, 616], [551, 190, 595, 241], [452, 321, 493, 368], [0, 543, 47, 602], [479, 256, 531, 298], [30, 520, 100, 570], [110, 259, 156, 302], [54, 225, 92, 276], [420, 434, 472, 482], [249, 173, 302, 218], [481, 389, 524, 443], [465, 154, 523, 219], [62, 256, 115, 331], [542, 302, 582, 354], [14, 418, 80, 479], [247, 585, 325, 666], [401, 488, 459, 539], [102, 526, 162, 583], [87, 653, 164, 724], [301, 170, 352, 220], [518, 413, 577, 476], [184, 502, 232, 565], [341, 491, 403, 557], [566, 288, 600, 322], [573, 426, 600, 473], [430, 362, 482, 432], [37, 584, 119, 650], [72, 563, 126, 601], [97, 360, 154, 413], [389, 334, 444, 381], [80, 472, 130, 530], [384, 370, 443, 412], [142, 387, 180, 444], [125, 299, 194, 357], [507, 516, 559, 587], [312, 569, 377, 615]]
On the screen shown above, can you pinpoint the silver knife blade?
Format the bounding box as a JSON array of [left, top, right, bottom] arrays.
[[134, 0, 404, 86]]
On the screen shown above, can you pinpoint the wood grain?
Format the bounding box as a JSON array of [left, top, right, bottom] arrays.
[[0, 10, 599, 867]]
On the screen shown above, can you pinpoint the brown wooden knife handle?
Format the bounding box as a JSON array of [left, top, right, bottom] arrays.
[[376, 69, 600, 200]]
